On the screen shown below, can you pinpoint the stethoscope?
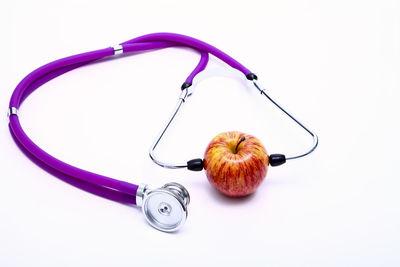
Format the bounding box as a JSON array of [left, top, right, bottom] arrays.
[[8, 33, 318, 232]]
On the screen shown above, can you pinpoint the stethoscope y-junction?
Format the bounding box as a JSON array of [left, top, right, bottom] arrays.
[[8, 33, 318, 232]]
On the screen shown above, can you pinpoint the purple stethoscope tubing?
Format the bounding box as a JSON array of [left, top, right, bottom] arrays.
[[8, 33, 253, 206]]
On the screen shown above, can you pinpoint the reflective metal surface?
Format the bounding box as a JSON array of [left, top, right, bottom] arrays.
[[149, 88, 190, 169], [252, 79, 319, 160], [113, 45, 123, 55], [7, 107, 19, 118], [141, 182, 190, 232], [135, 183, 148, 207]]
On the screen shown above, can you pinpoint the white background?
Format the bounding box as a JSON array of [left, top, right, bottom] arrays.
[[1, 0, 399, 266]]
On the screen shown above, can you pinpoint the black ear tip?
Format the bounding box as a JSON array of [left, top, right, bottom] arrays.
[[181, 82, 192, 90], [246, 73, 258, 81], [187, 158, 204, 171], [269, 154, 286, 167]]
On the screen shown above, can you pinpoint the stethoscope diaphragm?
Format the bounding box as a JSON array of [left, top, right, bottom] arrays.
[[139, 183, 190, 232]]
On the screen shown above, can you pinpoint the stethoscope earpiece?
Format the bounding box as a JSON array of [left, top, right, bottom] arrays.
[[137, 182, 190, 232]]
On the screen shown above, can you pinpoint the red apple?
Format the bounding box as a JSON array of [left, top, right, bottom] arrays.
[[203, 131, 269, 197]]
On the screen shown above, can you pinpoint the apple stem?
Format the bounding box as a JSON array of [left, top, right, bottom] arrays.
[[235, 136, 246, 153]]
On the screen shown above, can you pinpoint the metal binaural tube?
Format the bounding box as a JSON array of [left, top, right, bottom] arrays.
[[149, 89, 189, 169], [252, 79, 319, 161]]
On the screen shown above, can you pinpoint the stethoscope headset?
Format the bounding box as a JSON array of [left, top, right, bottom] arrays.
[[8, 33, 318, 232]]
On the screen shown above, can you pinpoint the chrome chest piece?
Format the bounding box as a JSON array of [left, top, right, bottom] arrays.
[[136, 182, 190, 232]]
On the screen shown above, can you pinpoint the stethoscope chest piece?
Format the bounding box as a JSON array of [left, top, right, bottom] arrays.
[[139, 182, 190, 232]]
